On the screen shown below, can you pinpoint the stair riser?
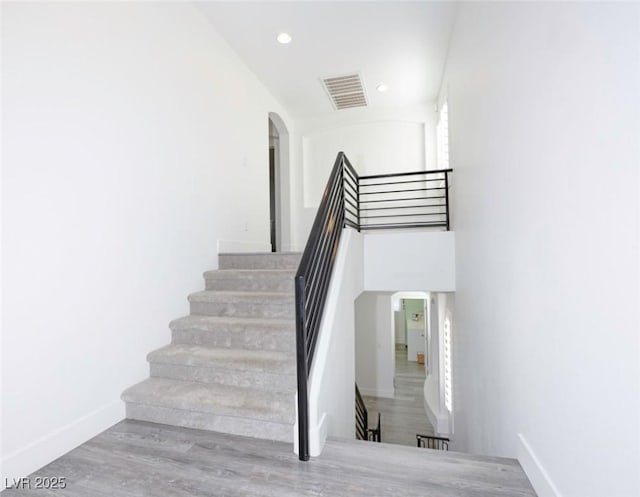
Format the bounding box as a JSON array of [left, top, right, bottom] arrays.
[[171, 329, 294, 352], [205, 274, 294, 293], [219, 254, 301, 270], [190, 301, 294, 319], [150, 364, 296, 392], [122, 386, 294, 424], [125, 403, 293, 443]]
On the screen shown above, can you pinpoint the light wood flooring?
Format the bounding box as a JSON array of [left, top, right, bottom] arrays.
[[362, 344, 435, 446], [2, 420, 536, 496]]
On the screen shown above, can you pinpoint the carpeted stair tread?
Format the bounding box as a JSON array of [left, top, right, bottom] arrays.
[[218, 252, 301, 270]]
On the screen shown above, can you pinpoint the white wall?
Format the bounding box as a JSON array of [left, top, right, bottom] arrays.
[[443, 3, 640, 497], [299, 228, 452, 455], [364, 231, 455, 291], [355, 292, 395, 398], [2, 2, 294, 481], [424, 295, 440, 428], [295, 229, 364, 457], [0, 2, 4, 483], [353, 228, 455, 401], [424, 293, 453, 436], [394, 310, 406, 345], [303, 121, 425, 208], [291, 105, 437, 248], [404, 298, 426, 362], [268, 111, 294, 252]]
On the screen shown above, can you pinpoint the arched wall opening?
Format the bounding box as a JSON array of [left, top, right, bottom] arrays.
[[268, 112, 291, 252]]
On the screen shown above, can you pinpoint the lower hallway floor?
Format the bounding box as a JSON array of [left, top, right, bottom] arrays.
[[2, 420, 536, 497], [362, 344, 435, 446]]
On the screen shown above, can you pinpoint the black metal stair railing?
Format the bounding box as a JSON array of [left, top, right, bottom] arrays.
[[355, 383, 369, 441], [355, 383, 381, 443], [295, 152, 354, 461], [295, 152, 452, 461], [359, 169, 452, 230], [416, 434, 450, 450], [370, 411, 381, 442]]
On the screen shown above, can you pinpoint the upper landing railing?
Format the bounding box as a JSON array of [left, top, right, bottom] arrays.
[[295, 152, 452, 461]]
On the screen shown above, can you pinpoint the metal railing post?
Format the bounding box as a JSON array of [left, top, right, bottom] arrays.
[[295, 275, 309, 461], [340, 159, 346, 229], [444, 171, 450, 231], [356, 171, 361, 231]]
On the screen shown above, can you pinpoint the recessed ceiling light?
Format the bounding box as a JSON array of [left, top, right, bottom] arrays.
[[376, 84, 389, 93], [277, 32, 292, 44]]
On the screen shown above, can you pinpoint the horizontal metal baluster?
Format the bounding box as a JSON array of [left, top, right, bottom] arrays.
[[361, 211, 447, 219], [362, 222, 448, 230], [361, 178, 444, 187], [360, 186, 446, 195], [360, 196, 446, 204], [360, 168, 452, 180], [360, 203, 445, 212]]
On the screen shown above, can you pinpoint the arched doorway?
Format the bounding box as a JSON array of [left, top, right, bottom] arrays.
[[268, 112, 290, 252]]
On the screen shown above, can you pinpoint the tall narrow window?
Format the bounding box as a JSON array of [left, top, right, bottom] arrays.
[[443, 315, 453, 412], [437, 101, 449, 170]]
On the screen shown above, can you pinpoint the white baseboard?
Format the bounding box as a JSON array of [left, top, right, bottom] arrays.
[[308, 413, 327, 457], [1, 401, 124, 485], [517, 433, 563, 497], [217, 240, 271, 253], [424, 397, 438, 430], [423, 398, 450, 436], [293, 412, 327, 458], [359, 387, 395, 398]]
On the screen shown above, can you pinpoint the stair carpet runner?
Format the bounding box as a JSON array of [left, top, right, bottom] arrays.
[[121, 252, 300, 442]]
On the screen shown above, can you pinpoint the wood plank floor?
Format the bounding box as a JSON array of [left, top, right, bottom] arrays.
[[2, 420, 536, 497], [363, 344, 435, 446]]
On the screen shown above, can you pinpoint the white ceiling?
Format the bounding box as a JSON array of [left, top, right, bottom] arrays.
[[197, 2, 457, 119]]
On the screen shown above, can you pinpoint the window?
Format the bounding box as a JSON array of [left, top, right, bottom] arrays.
[[436, 101, 449, 170], [443, 314, 453, 412]]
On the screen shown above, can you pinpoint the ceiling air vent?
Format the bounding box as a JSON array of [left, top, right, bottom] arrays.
[[321, 73, 368, 110]]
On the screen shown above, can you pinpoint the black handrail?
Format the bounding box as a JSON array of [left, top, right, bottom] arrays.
[[295, 153, 354, 461], [369, 412, 381, 442], [295, 152, 452, 461], [416, 434, 450, 450], [359, 169, 453, 180], [355, 384, 381, 442], [359, 168, 452, 231], [355, 384, 368, 441]]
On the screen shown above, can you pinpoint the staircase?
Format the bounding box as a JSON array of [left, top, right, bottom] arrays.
[[121, 252, 300, 442]]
